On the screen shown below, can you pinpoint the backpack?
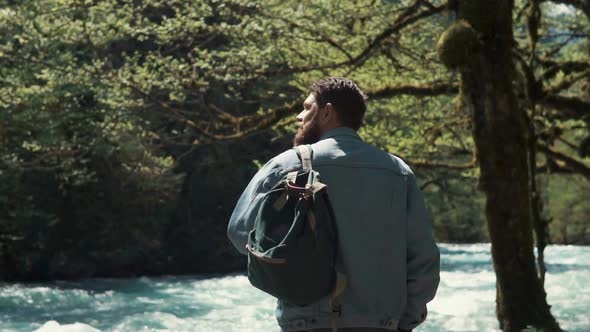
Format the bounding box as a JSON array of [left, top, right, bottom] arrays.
[[246, 145, 345, 307]]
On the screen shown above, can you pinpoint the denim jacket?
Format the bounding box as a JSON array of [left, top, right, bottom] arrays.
[[227, 127, 440, 331]]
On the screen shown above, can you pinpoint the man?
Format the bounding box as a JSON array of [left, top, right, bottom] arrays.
[[227, 77, 440, 332]]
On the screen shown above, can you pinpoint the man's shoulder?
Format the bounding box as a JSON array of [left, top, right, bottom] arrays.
[[312, 138, 414, 176], [353, 141, 415, 176], [267, 142, 415, 177], [387, 152, 414, 176], [268, 148, 300, 173]]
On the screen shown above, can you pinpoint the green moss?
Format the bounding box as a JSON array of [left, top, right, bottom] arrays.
[[436, 20, 480, 68]]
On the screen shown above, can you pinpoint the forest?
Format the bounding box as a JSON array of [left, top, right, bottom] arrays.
[[0, 1, 589, 330]]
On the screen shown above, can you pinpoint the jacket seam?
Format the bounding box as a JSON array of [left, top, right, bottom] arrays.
[[309, 163, 409, 176]]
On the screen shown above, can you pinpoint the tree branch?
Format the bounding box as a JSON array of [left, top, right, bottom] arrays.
[[366, 81, 459, 98], [538, 144, 590, 180], [537, 57, 590, 82], [544, 69, 590, 94], [258, 13, 354, 62], [208, 81, 460, 140], [260, 1, 446, 76], [540, 94, 590, 120], [406, 159, 476, 170]]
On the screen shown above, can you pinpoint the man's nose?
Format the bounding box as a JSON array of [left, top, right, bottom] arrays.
[[296, 110, 305, 122]]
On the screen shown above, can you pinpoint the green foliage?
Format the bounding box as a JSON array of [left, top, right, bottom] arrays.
[[544, 173, 590, 244]]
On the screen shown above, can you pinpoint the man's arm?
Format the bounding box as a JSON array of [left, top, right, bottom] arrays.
[[227, 159, 281, 255], [399, 174, 440, 331]]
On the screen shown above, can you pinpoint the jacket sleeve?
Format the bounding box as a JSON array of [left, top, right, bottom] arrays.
[[399, 174, 440, 330], [227, 159, 281, 255]]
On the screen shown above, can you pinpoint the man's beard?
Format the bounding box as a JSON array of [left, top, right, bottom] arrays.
[[293, 116, 322, 147]]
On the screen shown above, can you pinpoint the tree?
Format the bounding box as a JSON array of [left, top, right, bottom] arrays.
[[436, 0, 564, 330]]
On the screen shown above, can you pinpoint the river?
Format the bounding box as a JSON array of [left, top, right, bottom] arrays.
[[1, 244, 588, 332]]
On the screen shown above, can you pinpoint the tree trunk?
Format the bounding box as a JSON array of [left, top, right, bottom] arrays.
[[455, 1, 561, 331]]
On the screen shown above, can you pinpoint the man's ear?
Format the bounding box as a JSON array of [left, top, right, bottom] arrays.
[[322, 103, 337, 124]]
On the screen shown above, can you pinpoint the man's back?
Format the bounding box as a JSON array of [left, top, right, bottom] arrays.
[[228, 127, 439, 332]]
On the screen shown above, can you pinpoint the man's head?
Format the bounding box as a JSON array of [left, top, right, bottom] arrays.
[[293, 77, 367, 146]]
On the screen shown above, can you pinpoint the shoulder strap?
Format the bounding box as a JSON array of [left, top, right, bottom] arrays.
[[295, 145, 313, 172]]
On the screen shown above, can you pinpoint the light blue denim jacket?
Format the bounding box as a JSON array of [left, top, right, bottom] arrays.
[[227, 127, 440, 331]]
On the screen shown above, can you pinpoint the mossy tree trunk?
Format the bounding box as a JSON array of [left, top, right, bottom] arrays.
[[450, 1, 562, 331]]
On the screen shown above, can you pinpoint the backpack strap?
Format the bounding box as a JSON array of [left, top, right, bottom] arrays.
[[295, 145, 313, 171], [331, 272, 347, 332]]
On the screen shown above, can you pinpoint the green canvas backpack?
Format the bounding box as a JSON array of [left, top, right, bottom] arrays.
[[246, 145, 345, 307]]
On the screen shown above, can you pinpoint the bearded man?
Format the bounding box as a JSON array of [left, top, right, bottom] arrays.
[[227, 77, 440, 332]]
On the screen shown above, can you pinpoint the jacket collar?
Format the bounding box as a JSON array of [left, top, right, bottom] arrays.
[[320, 126, 362, 141]]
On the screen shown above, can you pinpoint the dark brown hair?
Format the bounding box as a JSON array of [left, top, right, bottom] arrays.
[[310, 77, 367, 131]]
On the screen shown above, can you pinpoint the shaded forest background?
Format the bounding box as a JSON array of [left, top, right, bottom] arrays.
[[0, 0, 588, 281]]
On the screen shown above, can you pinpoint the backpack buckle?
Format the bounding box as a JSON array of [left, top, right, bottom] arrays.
[[286, 182, 313, 200]]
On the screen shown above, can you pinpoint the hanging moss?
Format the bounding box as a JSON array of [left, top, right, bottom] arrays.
[[457, 0, 497, 35], [436, 20, 480, 68]]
